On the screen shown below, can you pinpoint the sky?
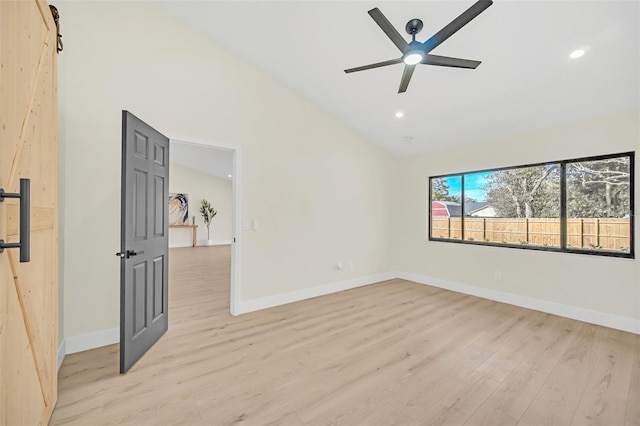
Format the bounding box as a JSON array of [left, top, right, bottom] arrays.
[[444, 171, 492, 202]]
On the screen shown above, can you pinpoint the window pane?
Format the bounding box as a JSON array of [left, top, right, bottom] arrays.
[[463, 171, 493, 242], [430, 176, 462, 239], [566, 156, 631, 253], [465, 165, 561, 247]]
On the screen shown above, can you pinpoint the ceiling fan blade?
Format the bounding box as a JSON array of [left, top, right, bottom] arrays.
[[422, 0, 493, 53], [398, 64, 416, 93], [422, 54, 481, 69], [344, 58, 403, 73], [368, 8, 409, 53]]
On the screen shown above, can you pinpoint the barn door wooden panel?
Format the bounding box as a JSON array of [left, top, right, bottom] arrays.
[[0, 1, 59, 424]]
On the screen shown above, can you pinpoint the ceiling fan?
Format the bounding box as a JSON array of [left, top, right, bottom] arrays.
[[344, 0, 493, 93]]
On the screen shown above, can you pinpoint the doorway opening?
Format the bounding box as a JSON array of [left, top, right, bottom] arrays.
[[168, 135, 241, 315]]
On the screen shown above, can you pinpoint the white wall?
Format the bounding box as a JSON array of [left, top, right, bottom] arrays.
[[392, 111, 640, 326], [57, 1, 395, 340], [169, 162, 232, 247]]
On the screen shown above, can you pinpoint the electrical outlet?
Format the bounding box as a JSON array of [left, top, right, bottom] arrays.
[[336, 262, 342, 271], [494, 271, 502, 281], [349, 261, 355, 271]]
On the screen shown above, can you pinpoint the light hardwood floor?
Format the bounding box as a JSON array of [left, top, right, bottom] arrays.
[[51, 246, 640, 425]]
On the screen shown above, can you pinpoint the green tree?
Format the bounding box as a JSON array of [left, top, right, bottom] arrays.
[[431, 177, 459, 202], [485, 165, 560, 218], [566, 157, 630, 218]]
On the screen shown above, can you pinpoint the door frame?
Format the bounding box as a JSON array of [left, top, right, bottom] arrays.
[[167, 134, 242, 315]]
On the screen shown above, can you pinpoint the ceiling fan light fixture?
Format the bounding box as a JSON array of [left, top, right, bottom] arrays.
[[403, 52, 423, 65]]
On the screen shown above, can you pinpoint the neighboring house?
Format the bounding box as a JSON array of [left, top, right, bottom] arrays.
[[465, 202, 497, 218], [432, 201, 496, 218]]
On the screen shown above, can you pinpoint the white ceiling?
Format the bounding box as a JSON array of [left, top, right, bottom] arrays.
[[170, 141, 233, 181], [157, 1, 639, 157]]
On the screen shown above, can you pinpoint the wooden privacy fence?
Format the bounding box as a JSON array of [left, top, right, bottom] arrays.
[[431, 217, 631, 252]]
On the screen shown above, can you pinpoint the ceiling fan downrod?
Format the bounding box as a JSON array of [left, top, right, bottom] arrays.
[[405, 18, 423, 42]]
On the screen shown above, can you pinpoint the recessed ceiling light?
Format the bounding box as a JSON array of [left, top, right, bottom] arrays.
[[569, 49, 585, 59], [395, 111, 404, 118], [228, 174, 232, 178]]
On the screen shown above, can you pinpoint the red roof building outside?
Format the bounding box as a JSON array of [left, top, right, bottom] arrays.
[[431, 201, 450, 217]]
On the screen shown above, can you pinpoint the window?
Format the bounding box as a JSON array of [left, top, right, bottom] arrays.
[[428, 152, 634, 258]]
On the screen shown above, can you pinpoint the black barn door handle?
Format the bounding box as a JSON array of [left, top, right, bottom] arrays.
[[0, 178, 31, 262]]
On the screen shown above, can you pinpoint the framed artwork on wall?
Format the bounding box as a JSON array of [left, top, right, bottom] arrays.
[[168, 193, 189, 225]]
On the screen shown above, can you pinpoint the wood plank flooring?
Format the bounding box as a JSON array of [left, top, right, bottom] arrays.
[[51, 246, 640, 425]]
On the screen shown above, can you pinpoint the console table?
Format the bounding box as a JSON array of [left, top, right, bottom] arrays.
[[169, 225, 198, 247]]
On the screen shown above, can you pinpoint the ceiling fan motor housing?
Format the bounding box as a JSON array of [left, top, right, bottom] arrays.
[[406, 18, 424, 37]]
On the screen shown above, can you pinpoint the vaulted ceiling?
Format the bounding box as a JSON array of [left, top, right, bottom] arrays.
[[158, 1, 639, 157]]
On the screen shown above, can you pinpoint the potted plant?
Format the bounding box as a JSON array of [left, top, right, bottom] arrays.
[[199, 199, 217, 245]]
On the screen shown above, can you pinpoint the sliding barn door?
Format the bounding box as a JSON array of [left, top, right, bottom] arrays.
[[0, 0, 59, 424]]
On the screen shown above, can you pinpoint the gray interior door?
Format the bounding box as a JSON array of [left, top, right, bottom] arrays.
[[119, 111, 169, 373]]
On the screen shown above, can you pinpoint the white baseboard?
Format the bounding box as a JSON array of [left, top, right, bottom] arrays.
[[57, 340, 66, 371], [197, 240, 232, 246], [236, 272, 397, 314], [396, 271, 640, 335], [169, 242, 193, 248], [56, 271, 638, 360], [65, 327, 119, 355], [170, 240, 232, 248]]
